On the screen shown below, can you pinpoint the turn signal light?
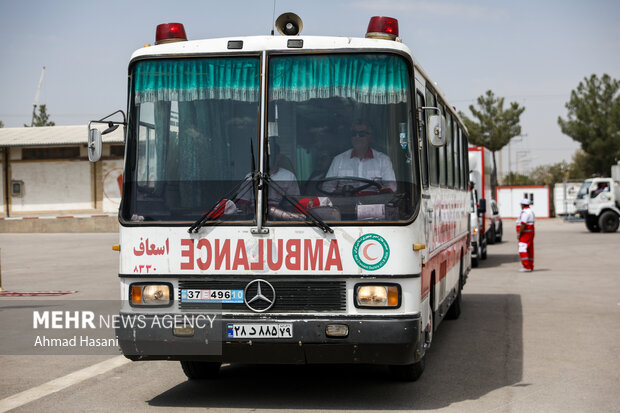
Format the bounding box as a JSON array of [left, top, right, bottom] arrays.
[[155, 23, 187, 45]]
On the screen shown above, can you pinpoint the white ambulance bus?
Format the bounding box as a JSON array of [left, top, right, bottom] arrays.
[[88, 14, 471, 381]]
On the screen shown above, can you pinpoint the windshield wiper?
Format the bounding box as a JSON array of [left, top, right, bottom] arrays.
[[188, 176, 255, 233], [261, 173, 334, 234], [190, 137, 260, 234]]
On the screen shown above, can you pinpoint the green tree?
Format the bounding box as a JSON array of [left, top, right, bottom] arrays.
[[0, 120, 4, 128], [459, 90, 525, 196], [24, 104, 55, 127], [558, 74, 620, 175], [501, 172, 532, 186], [529, 161, 572, 186], [568, 149, 597, 179]]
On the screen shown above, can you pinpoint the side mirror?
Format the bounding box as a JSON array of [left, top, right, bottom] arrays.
[[87, 110, 127, 162], [427, 113, 446, 147], [478, 198, 487, 214], [88, 128, 102, 162]]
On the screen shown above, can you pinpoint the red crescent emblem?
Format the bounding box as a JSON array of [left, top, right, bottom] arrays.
[[363, 243, 378, 261]]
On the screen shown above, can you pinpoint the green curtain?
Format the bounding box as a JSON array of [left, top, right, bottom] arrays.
[[134, 57, 260, 104], [269, 54, 409, 104]]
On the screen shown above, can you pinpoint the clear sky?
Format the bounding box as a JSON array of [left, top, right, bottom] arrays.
[[1, 0, 619, 175]]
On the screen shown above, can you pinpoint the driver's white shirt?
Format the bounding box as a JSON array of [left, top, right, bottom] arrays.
[[325, 148, 397, 191]]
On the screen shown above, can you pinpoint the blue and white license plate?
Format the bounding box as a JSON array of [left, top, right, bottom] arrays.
[[227, 323, 293, 339], [180, 289, 244, 303]]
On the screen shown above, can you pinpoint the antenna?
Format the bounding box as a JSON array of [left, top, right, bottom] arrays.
[[31, 66, 46, 126], [270, 0, 277, 35]]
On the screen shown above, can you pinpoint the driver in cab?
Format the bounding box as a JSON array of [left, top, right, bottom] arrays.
[[324, 120, 396, 194]]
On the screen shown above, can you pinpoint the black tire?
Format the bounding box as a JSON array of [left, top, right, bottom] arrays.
[[487, 226, 496, 245], [389, 357, 425, 382], [496, 222, 503, 243], [180, 361, 221, 380], [598, 211, 620, 233], [472, 255, 479, 268], [480, 238, 487, 260], [446, 286, 462, 320], [585, 215, 601, 232]]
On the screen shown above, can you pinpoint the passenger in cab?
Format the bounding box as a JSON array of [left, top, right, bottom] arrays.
[[237, 140, 300, 214], [323, 121, 396, 194], [592, 182, 609, 197]]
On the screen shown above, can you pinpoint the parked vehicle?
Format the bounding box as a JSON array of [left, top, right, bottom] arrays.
[[469, 185, 487, 267], [487, 199, 502, 244], [575, 163, 620, 233], [583, 178, 620, 233], [574, 179, 592, 218], [554, 181, 582, 217], [468, 146, 493, 253]]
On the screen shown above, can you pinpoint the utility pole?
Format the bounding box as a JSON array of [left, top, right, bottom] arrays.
[[31, 66, 46, 126], [516, 150, 530, 176], [507, 133, 527, 185]]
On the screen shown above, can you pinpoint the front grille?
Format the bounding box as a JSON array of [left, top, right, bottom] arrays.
[[178, 280, 346, 312]]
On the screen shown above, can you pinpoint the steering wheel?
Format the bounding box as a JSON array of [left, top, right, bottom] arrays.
[[316, 176, 382, 196]]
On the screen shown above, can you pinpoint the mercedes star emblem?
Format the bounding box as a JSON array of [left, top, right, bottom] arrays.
[[244, 279, 276, 312]]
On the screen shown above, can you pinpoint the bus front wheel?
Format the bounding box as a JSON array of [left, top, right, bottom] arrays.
[[389, 357, 425, 381], [180, 361, 221, 380]]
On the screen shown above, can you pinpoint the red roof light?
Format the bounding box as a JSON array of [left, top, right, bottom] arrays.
[[366, 16, 399, 40], [155, 23, 187, 45]]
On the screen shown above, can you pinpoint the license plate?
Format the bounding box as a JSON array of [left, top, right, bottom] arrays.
[[181, 289, 244, 303], [227, 323, 293, 339]]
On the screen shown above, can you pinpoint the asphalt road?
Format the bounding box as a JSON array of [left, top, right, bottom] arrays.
[[0, 219, 619, 412]]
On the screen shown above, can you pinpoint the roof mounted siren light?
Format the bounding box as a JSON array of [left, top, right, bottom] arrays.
[[365, 16, 399, 41], [155, 22, 187, 45], [275, 12, 303, 36]]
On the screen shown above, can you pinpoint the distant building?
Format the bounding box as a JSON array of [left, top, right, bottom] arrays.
[[0, 125, 124, 217], [553, 181, 583, 216], [496, 185, 551, 219]]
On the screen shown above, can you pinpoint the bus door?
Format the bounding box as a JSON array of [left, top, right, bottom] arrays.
[[415, 86, 431, 258]]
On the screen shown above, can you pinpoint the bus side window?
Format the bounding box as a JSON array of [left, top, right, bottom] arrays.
[[461, 128, 469, 189], [416, 91, 429, 188], [446, 112, 454, 188], [438, 105, 447, 187], [454, 119, 461, 189]]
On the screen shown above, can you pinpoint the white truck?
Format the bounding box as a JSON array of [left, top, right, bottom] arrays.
[[579, 163, 620, 233], [469, 186, 486, 267]]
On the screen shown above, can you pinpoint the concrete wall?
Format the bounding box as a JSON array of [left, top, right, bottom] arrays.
[[0, 157, 4, 216], [0, 216, 118, 233], [1, 143, 124, 219], [10, 160, 92, 213]]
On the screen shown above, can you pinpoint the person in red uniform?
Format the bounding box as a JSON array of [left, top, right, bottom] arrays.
[[516, 198, 535, 272]]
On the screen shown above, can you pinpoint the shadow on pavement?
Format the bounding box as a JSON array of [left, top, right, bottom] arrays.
[[148, 294, 523, 410], [479, 253, 520, 268]]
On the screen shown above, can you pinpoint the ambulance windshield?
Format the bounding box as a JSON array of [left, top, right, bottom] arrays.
[[122, 53, 419, 224]]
